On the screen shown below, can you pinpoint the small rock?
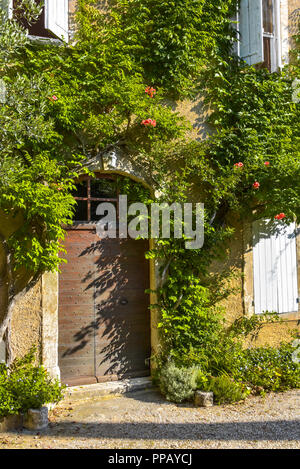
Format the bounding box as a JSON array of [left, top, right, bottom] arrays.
[[0, 414, 23, 431], [194, 391, 214, 407], [23, 407, 49, 431]]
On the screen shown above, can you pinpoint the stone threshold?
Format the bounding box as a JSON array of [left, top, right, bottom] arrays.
[[62, 376, 153, 403]]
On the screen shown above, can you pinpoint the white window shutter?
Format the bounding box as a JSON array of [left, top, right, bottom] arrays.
[[253, 219, 278, 314], [45, 0, 69, 43], [253, 219, 298, 314], [0, 0, 12, 18], [276, 222, 298, 313], [239, 0, 263, 65]]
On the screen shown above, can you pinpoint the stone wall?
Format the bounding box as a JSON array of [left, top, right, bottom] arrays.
[[289, 0, 300, 42], [0, 211, 43, 362], [9, 280, 42, 361]]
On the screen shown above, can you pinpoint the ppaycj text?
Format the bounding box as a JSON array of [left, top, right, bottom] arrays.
[[108, 453, 192, 466]]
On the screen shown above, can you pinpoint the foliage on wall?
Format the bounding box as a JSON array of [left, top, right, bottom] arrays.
[[0, 0, 299, 367]]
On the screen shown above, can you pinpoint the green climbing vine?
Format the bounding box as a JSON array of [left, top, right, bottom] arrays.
[[0, 0, 299, 394]]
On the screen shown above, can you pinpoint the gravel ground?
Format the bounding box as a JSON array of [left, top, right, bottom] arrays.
[[0, 388, 299, 449]]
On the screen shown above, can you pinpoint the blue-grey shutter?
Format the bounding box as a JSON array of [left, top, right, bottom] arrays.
[[253, 219, 298, 314], [45, 0, 69, 42], [239, 0, 263, 65]]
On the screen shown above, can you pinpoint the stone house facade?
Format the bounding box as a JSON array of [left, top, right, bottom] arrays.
[[0, 0, 299, 386]]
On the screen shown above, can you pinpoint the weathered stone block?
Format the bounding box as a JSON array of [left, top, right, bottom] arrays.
[[0, 414, 23, 432], [23, 407, 49, 430], [194, 391, 214, 407]]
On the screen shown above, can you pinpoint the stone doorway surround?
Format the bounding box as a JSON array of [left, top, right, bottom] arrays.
[[41, 157, 158, 382], [41, 271, 60, 380]]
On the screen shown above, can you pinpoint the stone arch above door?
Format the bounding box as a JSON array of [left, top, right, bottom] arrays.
[[86, 148, 154, 194]]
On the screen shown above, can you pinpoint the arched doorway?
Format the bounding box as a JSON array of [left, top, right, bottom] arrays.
[[58, 173, 151, 385]]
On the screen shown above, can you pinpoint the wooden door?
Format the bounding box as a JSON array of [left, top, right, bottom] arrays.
[[58, 229, 151, 386]]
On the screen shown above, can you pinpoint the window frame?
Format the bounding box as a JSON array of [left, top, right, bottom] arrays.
[[238, 0, 283, 72], [262, 0, 281, 72], [72, 174, 120, 224]]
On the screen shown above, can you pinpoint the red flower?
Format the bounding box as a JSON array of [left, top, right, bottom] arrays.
[[275, 213, 286, 220], [145, 86, 156, 98], [141, 118, 156, 127], [264, 161, 270, 166], [252, 181, 260, 189], [234, 162, 244, 168]]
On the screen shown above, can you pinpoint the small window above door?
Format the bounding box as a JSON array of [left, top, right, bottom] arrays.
[[72, 175, 118, 223]]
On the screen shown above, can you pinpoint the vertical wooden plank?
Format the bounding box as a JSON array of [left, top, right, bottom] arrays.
[[265, 219, 277, 312], [269, 224, 279, 312], [253, 219, 278, 314], [288, 222, 298, 312], [253, 219, 264, 314], [258, 224, 267, 311], [277, 222, 298, 313], [239, 0, 250, 60], [277, 224, 288, 312]]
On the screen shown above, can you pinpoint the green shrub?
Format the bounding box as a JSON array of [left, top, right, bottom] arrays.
[[205, 374, 250, 405], [159, 361, 199, 403], [232, 343, 300, 394], [0, 348, 65, 418], [0, 363, 18, 418], [195, 368, 209, 390], [156, 306, 300, 404]]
